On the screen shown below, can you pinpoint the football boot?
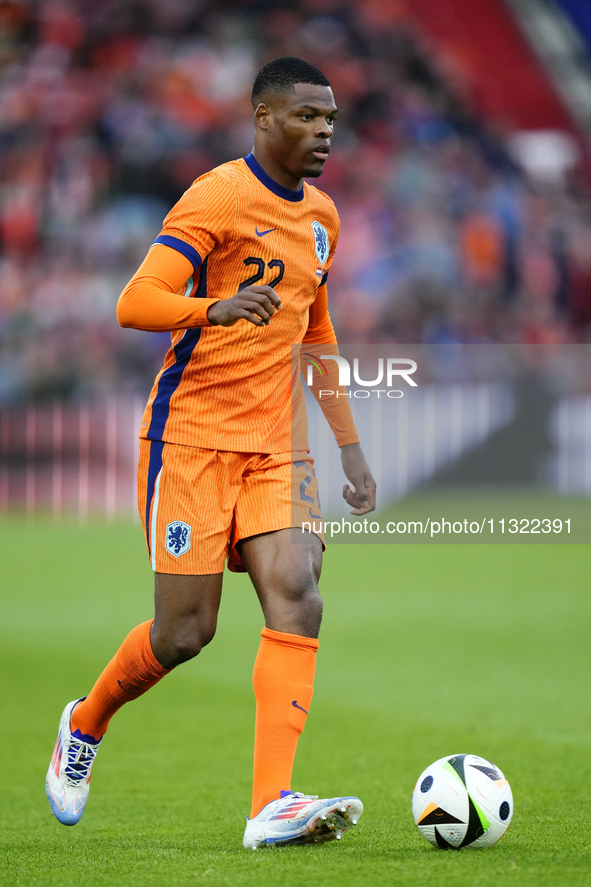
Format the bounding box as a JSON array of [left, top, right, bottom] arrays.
[[45, 698, 101, 826], [243, 791, 363, 849]]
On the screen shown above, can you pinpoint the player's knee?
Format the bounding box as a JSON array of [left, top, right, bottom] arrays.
[[152, 619, 217, 668], [303, 583, 323, 623], [164, 635, 213, 666], [180, 620, 217, 659], [292, 579, 323, 635], [281, 573, 323, 628], [195, 619, 217, 651], [282, 570, 321, 605]]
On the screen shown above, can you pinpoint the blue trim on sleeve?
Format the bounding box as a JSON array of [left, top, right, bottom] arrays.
[[195, 256, 209, 298], [153, 235, 202, 271], [319, 271, 329, 287], [146, 256, 208, 441], [244, 153, 304, 202]]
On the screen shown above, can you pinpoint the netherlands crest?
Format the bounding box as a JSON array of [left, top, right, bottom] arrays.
[[311, 221, 329, 265], [166, 520, 191, 557]]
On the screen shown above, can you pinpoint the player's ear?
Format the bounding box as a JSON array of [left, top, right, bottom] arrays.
[[254, 102, 270, 130]]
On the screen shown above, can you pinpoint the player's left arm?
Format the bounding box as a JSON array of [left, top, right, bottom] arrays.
[[302, 282, 376, 515], [340, 442, 376, 516]]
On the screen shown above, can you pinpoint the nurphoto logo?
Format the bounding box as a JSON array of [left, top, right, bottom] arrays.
[[304, 355, 418, 399]]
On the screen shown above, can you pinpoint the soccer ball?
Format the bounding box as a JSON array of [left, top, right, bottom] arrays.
[[411, 754, 513, 849]]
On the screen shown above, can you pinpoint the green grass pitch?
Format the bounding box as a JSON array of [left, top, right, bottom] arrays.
[[1, 517, 590, 886]]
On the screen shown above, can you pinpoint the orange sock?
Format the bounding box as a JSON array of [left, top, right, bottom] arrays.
[[250, 627, 318, 818], [70, 620, 170, 742]]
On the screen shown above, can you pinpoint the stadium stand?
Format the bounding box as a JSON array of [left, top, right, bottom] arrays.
[[407, 0, 578, 132], [557, 0, 591, 50]]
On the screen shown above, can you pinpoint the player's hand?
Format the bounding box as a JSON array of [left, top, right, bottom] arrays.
[[341, 442, 376, 515], [207, 286, 281, 327]]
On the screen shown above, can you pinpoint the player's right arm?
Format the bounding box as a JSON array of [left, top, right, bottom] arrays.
[[118, 171, 282, 331], [117, 244, 281, 331]]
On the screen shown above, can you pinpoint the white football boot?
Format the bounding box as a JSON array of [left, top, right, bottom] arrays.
[[243, 791, 363, 849], [45, 699, 101, 826]]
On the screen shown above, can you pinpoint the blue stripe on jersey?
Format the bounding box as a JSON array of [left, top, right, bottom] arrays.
[[147, 256, 209, 441], [153, 235, 202, 271], [194, 255, 208, 298], [319, 270, 329, 287], [145, 439, 164, 558], [244, 153, 304, 203]]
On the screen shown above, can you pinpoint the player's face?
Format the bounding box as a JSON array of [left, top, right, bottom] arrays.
[[255, 84, 338, 189]]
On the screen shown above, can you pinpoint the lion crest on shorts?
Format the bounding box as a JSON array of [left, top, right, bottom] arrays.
[[166, 520, 191, 557]]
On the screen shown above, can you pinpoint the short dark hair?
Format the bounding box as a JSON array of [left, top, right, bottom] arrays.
[[251, 57, 330, 107]]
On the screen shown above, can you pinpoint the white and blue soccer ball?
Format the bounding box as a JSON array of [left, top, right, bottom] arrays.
[[412, 754, 513, 849]]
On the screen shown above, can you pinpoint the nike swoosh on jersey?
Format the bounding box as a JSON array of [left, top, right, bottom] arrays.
[[255, 226, 278, 237]]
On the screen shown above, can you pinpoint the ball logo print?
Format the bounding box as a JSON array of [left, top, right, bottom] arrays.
[[311, 221, 329, 265], [166, 521, 191, 557], [411, 754, 513, 849]]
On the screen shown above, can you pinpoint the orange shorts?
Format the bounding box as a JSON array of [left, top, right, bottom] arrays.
[[137, 439, 324, 575]]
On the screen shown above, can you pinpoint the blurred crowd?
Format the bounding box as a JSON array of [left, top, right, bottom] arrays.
[[1, 0, 591, 403]]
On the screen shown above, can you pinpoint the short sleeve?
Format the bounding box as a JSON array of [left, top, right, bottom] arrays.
[[155, 172, 237, 267]]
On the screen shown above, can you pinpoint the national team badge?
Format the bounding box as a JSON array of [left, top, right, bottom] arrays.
[[311, 221, 329, 265], [166, 520, 191, 557]]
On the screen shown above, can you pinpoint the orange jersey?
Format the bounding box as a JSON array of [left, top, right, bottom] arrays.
[[119, 153, 358, 453]]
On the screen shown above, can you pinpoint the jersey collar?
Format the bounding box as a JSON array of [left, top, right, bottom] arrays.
[[244, 153, 304, 202]]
